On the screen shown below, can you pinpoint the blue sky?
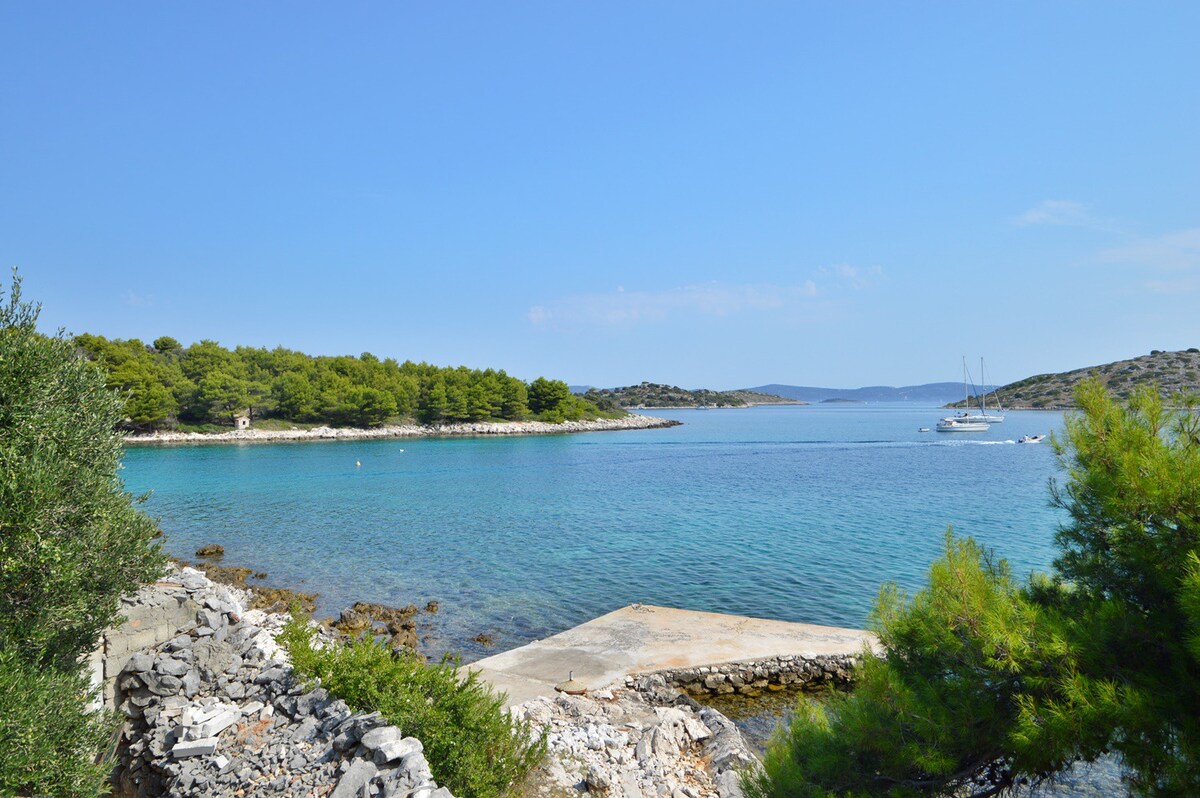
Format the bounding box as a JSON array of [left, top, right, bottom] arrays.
[[3, 3, 1198, 389]]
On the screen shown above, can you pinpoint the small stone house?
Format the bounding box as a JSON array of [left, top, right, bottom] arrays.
[[234, 414, 251, 430]]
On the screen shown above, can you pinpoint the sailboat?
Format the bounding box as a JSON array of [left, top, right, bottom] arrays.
[[937, 358, 991, 431], [973, 358, 1005, 423]]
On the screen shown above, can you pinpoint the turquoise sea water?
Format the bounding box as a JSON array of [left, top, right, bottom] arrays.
[[122, 406, 1066, 661]]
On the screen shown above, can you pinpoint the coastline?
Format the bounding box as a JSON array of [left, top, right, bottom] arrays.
[[123, 412, 681, 446], [624, 400, 808, 410], [103, 565, 761, 798]]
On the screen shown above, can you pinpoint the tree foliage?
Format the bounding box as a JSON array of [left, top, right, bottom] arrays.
[[74, 333, 612, 430], [748, 380, 1200, 797], [0, 276, 165, 669], [0, 649, 117, 797], [0, 272, 164, 795], [528, 377, 594, 422]]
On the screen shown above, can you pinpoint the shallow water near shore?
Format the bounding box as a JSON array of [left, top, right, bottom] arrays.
[[701, 686, 837, 757], [122, 405, 1065, 662]]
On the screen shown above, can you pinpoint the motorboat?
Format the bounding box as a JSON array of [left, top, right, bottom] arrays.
[[1017, 434, 1045, 444], [918, 427, 931, 432]]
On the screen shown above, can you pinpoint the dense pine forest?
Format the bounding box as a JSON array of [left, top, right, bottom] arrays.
[[74, 334, 613, 432]]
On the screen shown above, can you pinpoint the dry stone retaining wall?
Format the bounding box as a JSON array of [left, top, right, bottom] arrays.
[[650, 653, 861, 698], [90, 574, 207, 710]]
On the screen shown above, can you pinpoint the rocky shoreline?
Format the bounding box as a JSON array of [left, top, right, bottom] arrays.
[[100, 566, 1126, 798], [124, 414, 681, 446], [102, 566, 761, 798], [106, 567, 454, 798]]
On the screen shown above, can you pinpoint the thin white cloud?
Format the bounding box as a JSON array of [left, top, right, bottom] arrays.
[[817, 263, 884, 290], [527, 282, 798, 327], [1099, 228, 1200, 274], [124, 291, 156, 307], [528, 268, 879, 329], [1014, 200, 1092, 227]]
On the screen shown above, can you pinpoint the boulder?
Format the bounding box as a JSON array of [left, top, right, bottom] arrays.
[[330, 759, 379, 798], [374, 736, 422, 764], [170, 736, 219, 759]]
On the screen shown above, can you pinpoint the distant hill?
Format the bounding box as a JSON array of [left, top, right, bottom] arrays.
[[583, 382, 803, 409], [950, 349, 1200, 409], [750, 382, 995, 404]]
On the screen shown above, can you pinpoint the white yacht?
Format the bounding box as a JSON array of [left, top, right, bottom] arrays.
[[936, 357, 1003, 427], [937, 358, 994, 431], [937, 418, 990, 432]]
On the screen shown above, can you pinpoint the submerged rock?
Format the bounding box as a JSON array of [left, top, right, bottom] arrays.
[[327, 601, 422, 651]]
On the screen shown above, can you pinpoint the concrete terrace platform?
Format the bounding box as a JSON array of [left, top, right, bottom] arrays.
[[471, 604, 877, 707]]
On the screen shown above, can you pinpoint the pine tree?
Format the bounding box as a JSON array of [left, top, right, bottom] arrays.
[[748, 380, 1200, 797]]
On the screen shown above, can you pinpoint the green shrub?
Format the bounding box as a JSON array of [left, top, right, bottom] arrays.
[[279, 617, 545, 798], [0, 649, 117, 797], [0, 272, 164, 795], [0, 273, 165, 669], [744, 534, 1069, 798]]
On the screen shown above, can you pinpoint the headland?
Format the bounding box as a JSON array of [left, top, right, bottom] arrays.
[[124, 413, 680, 446]]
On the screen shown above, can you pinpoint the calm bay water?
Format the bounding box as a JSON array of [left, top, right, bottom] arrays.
[[122, 405, 1066, 661]]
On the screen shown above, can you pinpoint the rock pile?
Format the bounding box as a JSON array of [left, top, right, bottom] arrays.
[[513, 675, 756, 798], [111, 567, 453, 798]]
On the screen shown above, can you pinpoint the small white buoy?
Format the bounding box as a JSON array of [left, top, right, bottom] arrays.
[[355, 459, 361, 468]]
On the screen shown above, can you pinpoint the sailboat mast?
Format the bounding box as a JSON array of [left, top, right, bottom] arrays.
[[962, 356, 968, 407], [980, 358, 987, 413], [982, 358, 1004, 413]]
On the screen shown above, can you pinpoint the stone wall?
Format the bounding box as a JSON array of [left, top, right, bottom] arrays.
[[650, 653, 861, 698], [91, 573, 208, 710]]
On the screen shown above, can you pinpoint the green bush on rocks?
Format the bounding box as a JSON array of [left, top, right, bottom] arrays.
[[280, 615, 546, 798]]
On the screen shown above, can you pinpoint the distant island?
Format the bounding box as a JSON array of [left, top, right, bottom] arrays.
[[949, 348, 1200, 410], [582, 382, 803, 409], [748, 382, 996, 405], [75, 334, 620, 433]]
